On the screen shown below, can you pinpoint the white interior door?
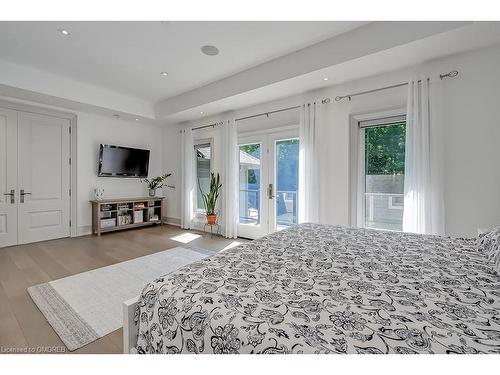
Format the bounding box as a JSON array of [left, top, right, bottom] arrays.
[[17, 112, 71, 244], [0, 108, 18, 247], [238, 130, 299, 239]]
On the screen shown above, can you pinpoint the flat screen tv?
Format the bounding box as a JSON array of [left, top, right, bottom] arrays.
[[98, 144, 150, 178]]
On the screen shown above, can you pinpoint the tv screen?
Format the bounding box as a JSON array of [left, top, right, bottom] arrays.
[[98, 144, 150, 178]]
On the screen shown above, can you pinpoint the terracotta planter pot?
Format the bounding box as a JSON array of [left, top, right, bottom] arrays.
[[207, 214, 217, 225]]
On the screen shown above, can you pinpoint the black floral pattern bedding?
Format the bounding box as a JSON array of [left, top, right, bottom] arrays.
[[134, 224, 500, 354]]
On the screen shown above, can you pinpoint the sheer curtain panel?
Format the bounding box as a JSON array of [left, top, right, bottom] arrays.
[[180, 129, 194, 229]]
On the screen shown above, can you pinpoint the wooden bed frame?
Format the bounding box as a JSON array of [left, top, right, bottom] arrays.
[[123, 296, 139, 354]]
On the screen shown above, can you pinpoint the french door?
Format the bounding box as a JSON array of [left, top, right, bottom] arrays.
[[238, 130, 299, 239], [0, 107, 71, 248]]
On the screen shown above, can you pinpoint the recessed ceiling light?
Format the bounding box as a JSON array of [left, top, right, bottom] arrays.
[[135, 118, 139, 121], [201, 45, 219, 56], [112, 114, 120, 119], [160, 71, 168, 76], [200, 111, 204, 115], [323, 77, 329, 81], [58, 28, 70, 36]]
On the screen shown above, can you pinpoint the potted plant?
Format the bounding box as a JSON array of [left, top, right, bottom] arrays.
[[199, 172, 222, 225], [141, 173, 172, 197]]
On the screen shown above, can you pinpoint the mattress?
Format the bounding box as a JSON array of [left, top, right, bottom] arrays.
[[134, 223, 500, 354]]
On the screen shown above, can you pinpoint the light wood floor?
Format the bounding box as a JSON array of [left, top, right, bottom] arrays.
[[0, 225, 244, 354]]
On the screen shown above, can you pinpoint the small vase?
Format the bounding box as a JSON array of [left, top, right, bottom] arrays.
[[94, 187, 104, 200], [149, 188, 156, 197]]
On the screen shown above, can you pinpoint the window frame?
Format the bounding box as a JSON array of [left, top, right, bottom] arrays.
[[349, 108, 406, 229], [193, 138, 214, 214]]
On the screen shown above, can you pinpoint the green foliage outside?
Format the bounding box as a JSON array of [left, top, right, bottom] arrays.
[[365, 123, 406, 175], [240, 144, 260, 156]]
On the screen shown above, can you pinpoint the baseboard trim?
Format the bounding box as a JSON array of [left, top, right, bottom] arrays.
[[164, 217, 181, 227]]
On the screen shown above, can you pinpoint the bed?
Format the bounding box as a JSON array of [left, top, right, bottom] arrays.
[[125, 223, 500, 354]]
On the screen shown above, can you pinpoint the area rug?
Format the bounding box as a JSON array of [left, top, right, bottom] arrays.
[[28, 246, 213, 351]]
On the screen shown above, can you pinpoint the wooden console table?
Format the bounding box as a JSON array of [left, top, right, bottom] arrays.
[[90, 197, 165, 236]]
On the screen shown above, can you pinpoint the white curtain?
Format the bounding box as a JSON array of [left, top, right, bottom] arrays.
[[298, 102, 321, 223], [180, 129, 194, 229], [220, 119, 239, 238], [403, 77, 444, 235]]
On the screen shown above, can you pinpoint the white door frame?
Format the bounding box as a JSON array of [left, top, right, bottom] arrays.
[[0, 99, 78, 238], [237, 129, 299, 239]]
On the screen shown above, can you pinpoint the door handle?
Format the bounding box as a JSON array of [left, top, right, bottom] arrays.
[[20, 189, 32, 203], [3, 189, 15, 204], [267, 184, 275, 199]]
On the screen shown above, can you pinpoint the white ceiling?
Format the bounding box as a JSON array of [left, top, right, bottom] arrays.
[[0, 21, 366, 102], [166, 22, 500, 123], [1, 21, 499, 124]]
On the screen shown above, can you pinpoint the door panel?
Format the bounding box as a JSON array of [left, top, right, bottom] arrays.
[[17, 112, 70, 244], [272, 138, 299, 231], [0, 108, 18, 247], [237, 140, 268, 239]]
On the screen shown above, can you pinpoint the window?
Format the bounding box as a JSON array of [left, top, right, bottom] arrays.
[[195, 142, 211, 211], [353, 114, 406, 231], [275, 139, 299, 229], [239, 143, 261, 225]]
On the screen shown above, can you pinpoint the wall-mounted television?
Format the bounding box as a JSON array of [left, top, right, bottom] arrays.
[[98, 144, 150, 178]]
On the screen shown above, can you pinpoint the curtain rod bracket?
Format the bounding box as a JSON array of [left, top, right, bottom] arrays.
[[440, 70, 458, 80]]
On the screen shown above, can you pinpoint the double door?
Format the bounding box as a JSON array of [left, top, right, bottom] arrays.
[[238, 130, 299, 239], [0, 107, 71, 247]]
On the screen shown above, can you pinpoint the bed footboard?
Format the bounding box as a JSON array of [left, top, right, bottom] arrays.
[[123, 296, 139, 354]]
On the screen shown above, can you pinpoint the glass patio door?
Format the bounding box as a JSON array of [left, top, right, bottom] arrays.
[[238, 130, 299, 239]]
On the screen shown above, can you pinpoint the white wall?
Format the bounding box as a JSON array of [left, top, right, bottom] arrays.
[[439, 46, 500, 236], [76, 112, 164, 234], [162, 125, 182, 225], [165, 43, 500, 237]]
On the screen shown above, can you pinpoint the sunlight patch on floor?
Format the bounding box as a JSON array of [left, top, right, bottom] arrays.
[[170, 232, 202, 243], [221, 241, 243, 252]]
